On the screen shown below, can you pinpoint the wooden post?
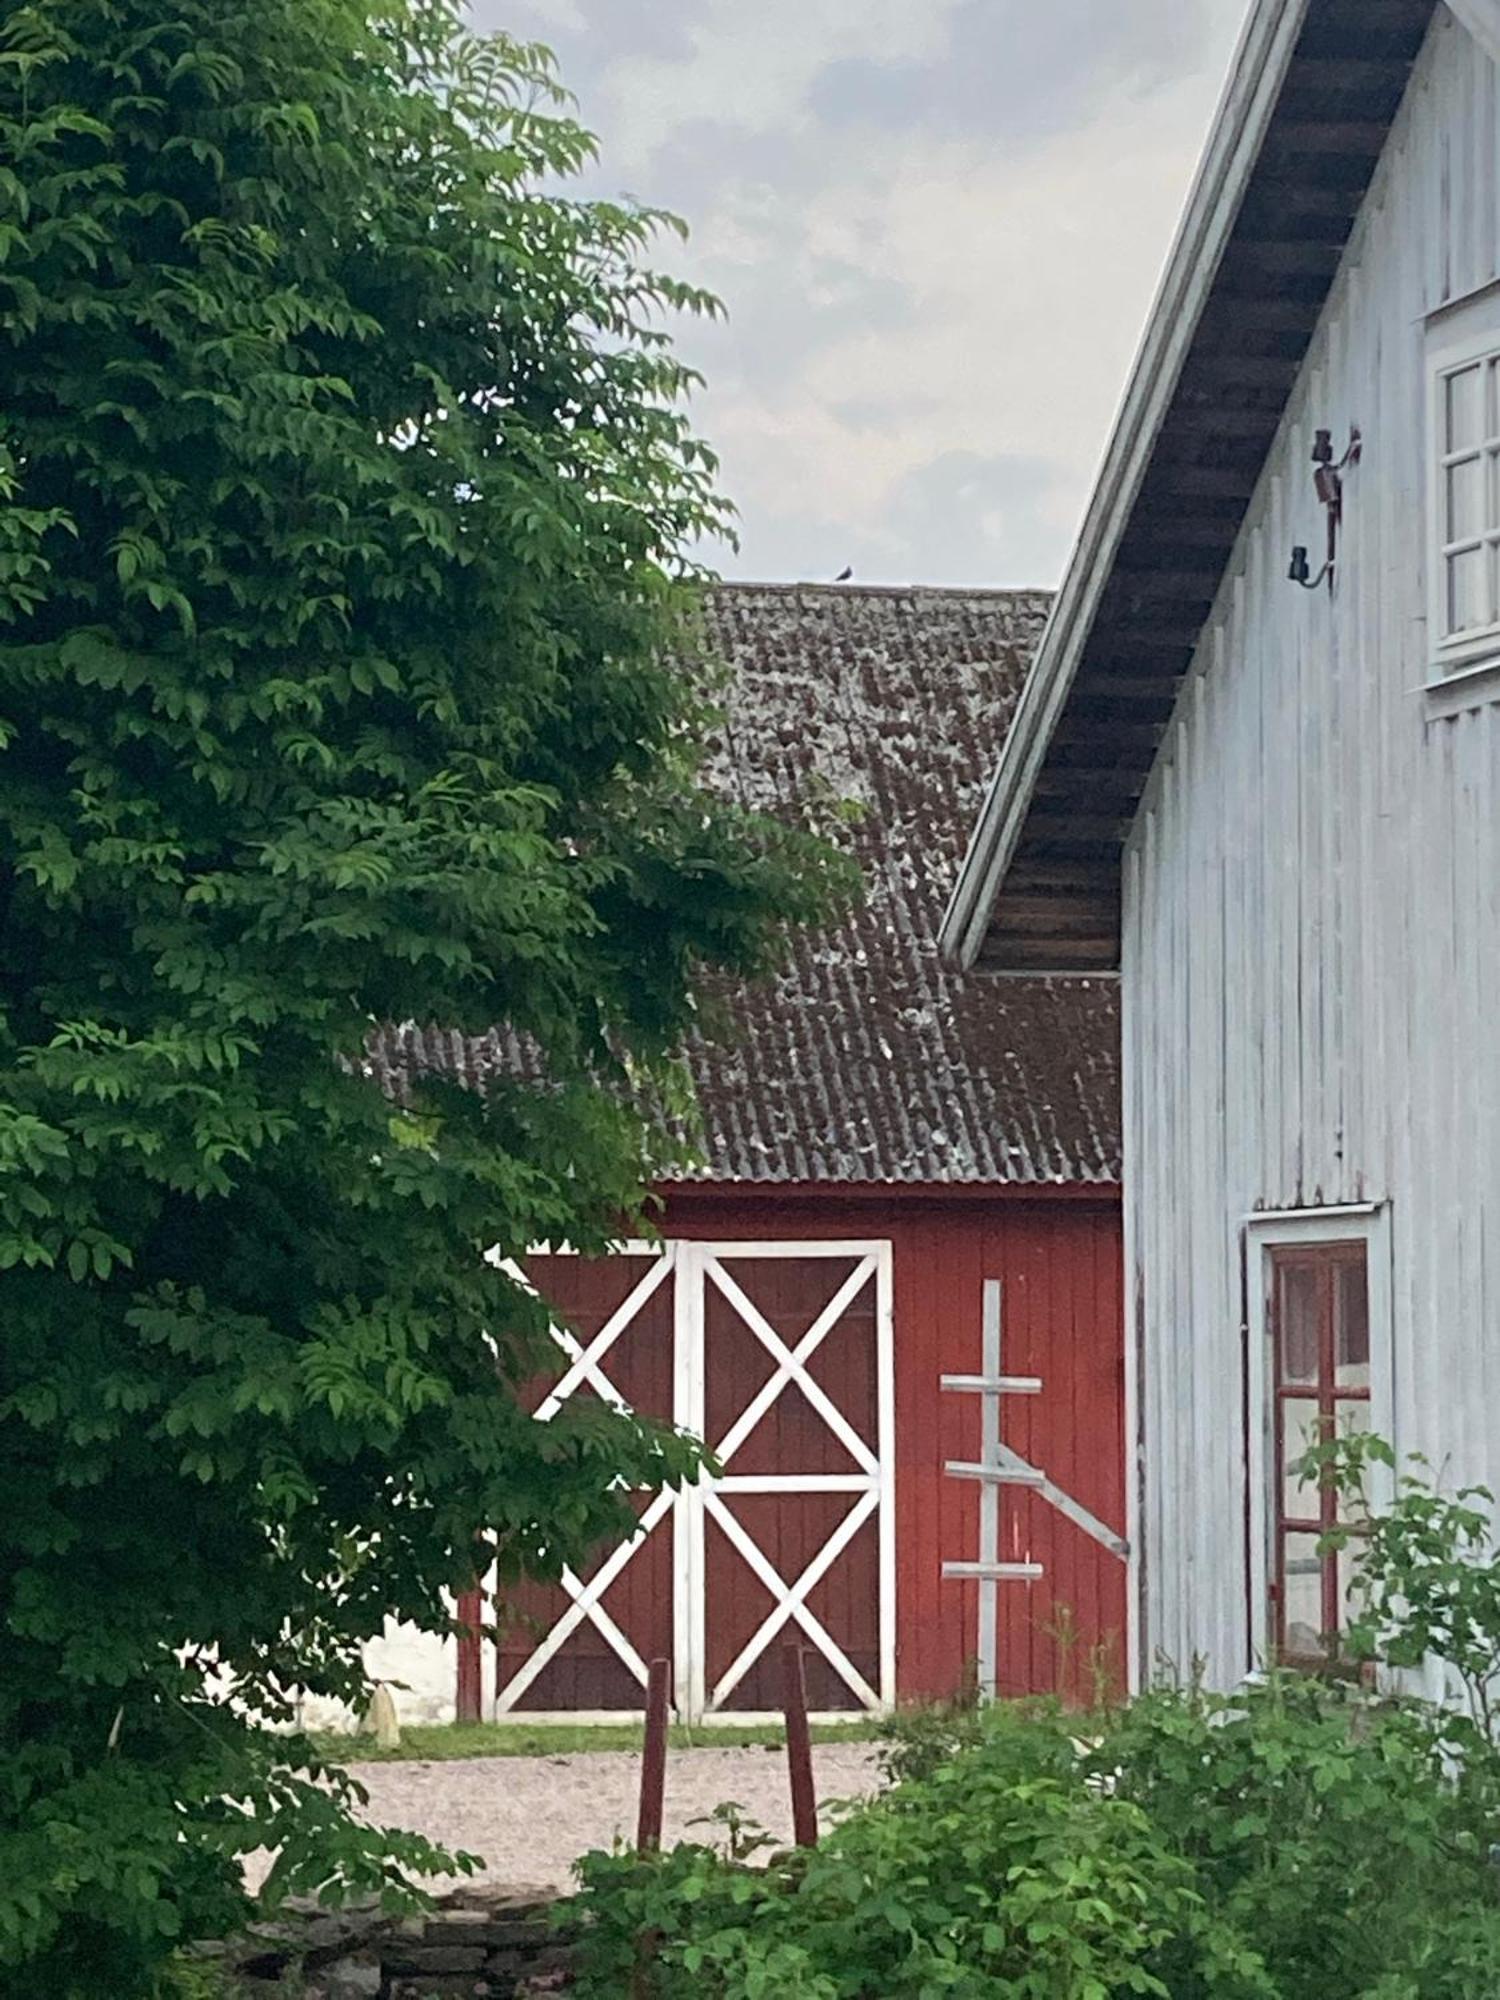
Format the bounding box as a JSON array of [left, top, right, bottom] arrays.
[[977, 1280, 1003, 1697], [781, 1640, 818, 1848], [455, 1586, 484, 1725], [940, 1280, 1046, 1703], [636, 1657, 671, 1852]]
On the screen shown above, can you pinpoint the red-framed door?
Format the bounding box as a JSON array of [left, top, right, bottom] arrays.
[[1266, 1241, 1372, 1666], [492, 1246, 680, 1714]]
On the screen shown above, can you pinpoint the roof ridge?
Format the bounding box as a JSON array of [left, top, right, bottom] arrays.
[[710, 579, 1052, 601]]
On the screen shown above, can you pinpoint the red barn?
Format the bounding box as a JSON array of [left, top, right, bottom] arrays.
[[375, 584, 1123, 1722]]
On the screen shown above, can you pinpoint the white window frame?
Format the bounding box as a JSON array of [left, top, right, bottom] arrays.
[[1427, 286, 1500, 687], [1243, 1205, 1394, 1672]]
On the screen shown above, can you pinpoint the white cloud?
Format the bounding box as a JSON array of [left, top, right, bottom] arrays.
[[593, 0, 961, 172], [463, 0, 1251, 584], [486, 0, 584, 31], [679, 62, 1229, 582]]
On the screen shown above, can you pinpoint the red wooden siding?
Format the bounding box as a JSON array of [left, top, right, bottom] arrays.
[[662, 1187, 1124, 1705], [472, 1186, 1123, 1712]]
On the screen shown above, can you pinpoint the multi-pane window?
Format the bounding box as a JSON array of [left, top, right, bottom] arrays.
[[1437, 346, 1500, 648], [1267, 1244, 1371, 1667], [1429, 291, 1500, 679]]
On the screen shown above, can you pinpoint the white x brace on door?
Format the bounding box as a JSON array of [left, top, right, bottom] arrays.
[[492, 1239, 895, 1724]]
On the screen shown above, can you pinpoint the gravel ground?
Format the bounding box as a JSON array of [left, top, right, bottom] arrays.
[[247, 1744, 883, 1896]]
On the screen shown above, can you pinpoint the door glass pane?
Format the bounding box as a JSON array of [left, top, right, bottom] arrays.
[[1281, 1397, 1324, 1517], [1335, 1260, 1370, 1389], [1275, 1264, 1321, 1385], [1448, 544, 1487, 634], [1333, 1395, 1371, 1446], [1282, 1533, 1328, 1658], [1448, 455, 1484, 540], [1448, 363, 1484, 450]]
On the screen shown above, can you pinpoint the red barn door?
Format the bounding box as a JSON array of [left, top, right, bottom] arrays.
[[491, 1248, 679, 1714], [491, 1240, 895, 1721]]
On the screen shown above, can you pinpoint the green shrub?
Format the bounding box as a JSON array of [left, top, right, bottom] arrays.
[[570, 1704, 1265, 1999], [874, 1686, 990, 1786], [1094, 1676, 1500, 2000], [571, 1438, 1500, 1996], [571, 1686, 1500, 1999], [154, 1957, 248, 2000], [1300, 1432, 1500, 1747]]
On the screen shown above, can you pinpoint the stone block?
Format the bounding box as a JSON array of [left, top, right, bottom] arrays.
[[316, 1952, 383, 1998], [386, 1943, 487, 1975]]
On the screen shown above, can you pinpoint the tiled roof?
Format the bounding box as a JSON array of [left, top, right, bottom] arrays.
[[372, 583, 1121, 1187]]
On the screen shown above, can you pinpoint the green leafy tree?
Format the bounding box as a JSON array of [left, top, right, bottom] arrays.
[[0, 2, 844, 1990]]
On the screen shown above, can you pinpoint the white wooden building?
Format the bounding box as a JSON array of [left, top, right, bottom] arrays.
[[944, 0, 1500, 1689]]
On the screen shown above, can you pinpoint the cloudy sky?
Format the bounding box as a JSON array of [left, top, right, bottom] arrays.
[[467, 0, 1250, 589]]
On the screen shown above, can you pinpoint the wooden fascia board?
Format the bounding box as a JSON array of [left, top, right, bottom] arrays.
[[938, 0, 1313, 972], [1444, 0, 1500, 62]]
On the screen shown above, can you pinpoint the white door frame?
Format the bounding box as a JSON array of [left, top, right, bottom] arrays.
[[490, 1237, 896, 1724]]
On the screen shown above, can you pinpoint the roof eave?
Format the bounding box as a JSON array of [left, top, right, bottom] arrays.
[[940, 0, 1314, 972]]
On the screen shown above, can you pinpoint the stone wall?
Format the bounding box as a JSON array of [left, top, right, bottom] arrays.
[[207, 1885, 573, 1998]]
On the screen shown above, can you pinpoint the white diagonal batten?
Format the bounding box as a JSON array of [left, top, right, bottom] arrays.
[[706, 1255, 878, 1475], [705, 1486, 881, 1712], [533, 1253, 675, 1421], [494, 1488, 674, 1712]]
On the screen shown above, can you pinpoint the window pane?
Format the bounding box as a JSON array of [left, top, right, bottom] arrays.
[[1281, 1396, 1324, 1517], [1447, 455, 1485, 541], [1448, 363, 1484, 450], [1275, 1264, 1321, 1385], [1334, 1395, 1371, 1447], [1448, 544, 1488, 634], [1335, 1261, 1370, 1387], [1282, 1532, 1328, 1658]]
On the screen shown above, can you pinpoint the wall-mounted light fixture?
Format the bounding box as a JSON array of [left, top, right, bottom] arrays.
[[1289, 425, 1361, 591]]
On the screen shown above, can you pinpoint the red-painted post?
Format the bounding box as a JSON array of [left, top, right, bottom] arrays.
[[636, 1657, 671, 1852], [782, 1641, 818, 1848]]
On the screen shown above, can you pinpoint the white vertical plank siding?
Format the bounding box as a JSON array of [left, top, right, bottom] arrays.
[[1125, 11, 1500, 1685]]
